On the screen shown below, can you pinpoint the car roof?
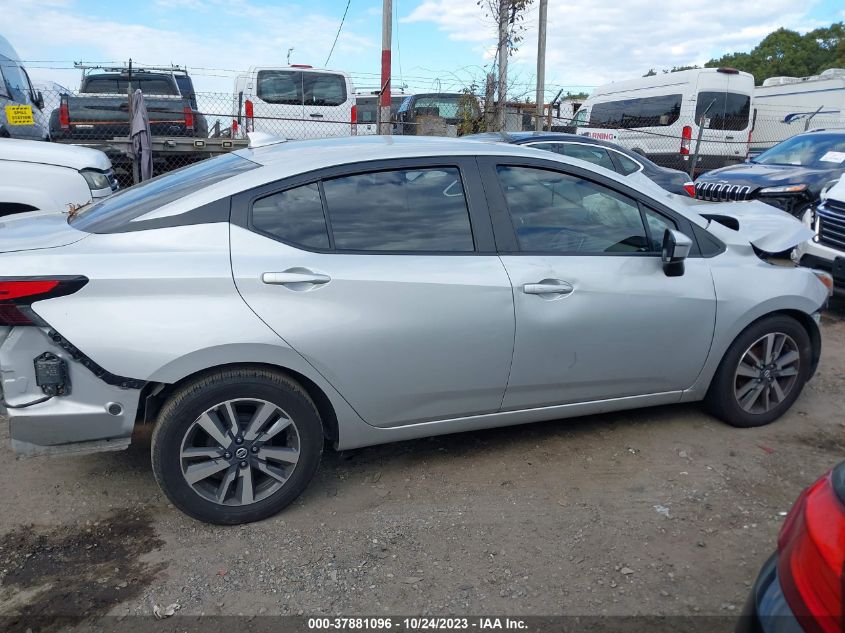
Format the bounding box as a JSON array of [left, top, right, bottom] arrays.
[[139, 135, 634, 222]]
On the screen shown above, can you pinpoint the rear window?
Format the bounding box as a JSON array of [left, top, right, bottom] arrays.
[[82, 75, 179, 95], [70, 153, 258, 233], [695, 91, 750, 131], [256, 71, 347, 107]]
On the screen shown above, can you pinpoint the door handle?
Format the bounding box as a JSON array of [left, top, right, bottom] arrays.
[[309, 113, 325, 118], [523, 279, 574, 296], [262, 271, 331, 286]]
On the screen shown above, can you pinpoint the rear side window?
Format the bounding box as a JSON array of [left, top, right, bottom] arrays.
[[322, 168, 474, 252], [70, 153, 258, 233], [561, 144, 615, 170], [257, 71, 302, 105], [614, 152, 642, 175], [589, 95, 682, 128], [252, 184, 330, 249], [696, 91, 750, 131]]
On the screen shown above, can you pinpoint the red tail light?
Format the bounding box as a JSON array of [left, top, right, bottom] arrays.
[[232, 119, 239, 137], [244, 99, 254, 133], [683, 182, 695, 197], [680, 125, 692, 155], [0, 277, 88, 326], [778, 463, 845, 633], [183, 106, 194, 130], [59, 96, 70, 130], [351, 104, 357, 136]]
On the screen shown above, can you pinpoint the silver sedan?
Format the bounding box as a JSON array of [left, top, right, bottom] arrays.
[[0, 135, 831, 523]]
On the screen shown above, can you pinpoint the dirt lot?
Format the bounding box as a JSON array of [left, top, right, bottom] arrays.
[[1, 303, 844, 626]]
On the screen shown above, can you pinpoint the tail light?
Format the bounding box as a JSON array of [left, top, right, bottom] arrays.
[[183, 106, 194, 131], [777, 461, 845, 633], [0, 277, 88, 326], [683, 182, 695, 197], [680, 125, 692, 155], [231, 119, 239, 138], [59, 95, 70, 130], [244, 99, 254, 133], [351, 104, 357, 136]]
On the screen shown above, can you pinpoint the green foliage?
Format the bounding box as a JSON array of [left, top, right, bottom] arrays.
[[704, 22, 845, 84]]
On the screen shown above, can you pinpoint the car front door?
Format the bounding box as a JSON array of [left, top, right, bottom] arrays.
[[479, 157, 717, 410], [230, 157, 515, 428]]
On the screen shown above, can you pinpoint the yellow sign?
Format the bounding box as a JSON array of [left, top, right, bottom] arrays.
[[5, 104, 34, 126]]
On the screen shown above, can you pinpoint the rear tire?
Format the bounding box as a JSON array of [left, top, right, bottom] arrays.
[[151, 367, 323, 524], [704, 315, 812, 428]]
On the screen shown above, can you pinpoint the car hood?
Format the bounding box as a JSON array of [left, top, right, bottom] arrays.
[[0, 210, 89, 253], [695, 200, 814, 253], [697, 162, 839, 191], [0, 138, 112, 171]]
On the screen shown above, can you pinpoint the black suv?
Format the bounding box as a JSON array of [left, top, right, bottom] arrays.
[[693, 129, 845, 216]]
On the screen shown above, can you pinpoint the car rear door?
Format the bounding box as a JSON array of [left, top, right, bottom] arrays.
[[478, 156, 716, 410], [230, 157, 515, 428]]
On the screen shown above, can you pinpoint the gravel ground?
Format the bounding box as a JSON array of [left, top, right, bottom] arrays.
[[1, 302, 843, 624]]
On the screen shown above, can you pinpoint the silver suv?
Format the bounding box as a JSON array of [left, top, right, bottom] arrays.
[[0, 135, 831, 524]]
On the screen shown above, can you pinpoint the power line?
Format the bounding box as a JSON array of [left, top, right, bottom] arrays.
[[325, 0, 352, 67]]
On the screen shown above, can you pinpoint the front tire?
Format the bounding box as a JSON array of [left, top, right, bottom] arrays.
[[151, 368, 323, 524], [704, 315, 812, 428]]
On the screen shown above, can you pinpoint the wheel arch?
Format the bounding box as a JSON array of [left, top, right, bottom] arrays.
[[139, 362, 340, 445]]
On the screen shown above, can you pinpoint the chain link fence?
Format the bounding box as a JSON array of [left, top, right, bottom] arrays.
[[36, 88, 845, 186]]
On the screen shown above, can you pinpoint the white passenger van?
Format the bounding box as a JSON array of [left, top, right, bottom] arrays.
[[233, 65, 355, 140], [750, 69, 845, 155], [574, 68, 754, 174]]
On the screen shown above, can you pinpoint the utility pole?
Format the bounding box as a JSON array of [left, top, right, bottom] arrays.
[[534, 0, 547, 131], [496, 0, 508, 132], [379, 0, 393, 135]]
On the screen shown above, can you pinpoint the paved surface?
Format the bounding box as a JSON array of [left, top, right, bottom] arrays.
[[1, 302, 843, 622]]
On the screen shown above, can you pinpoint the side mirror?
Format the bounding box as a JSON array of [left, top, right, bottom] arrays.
[[662, 229, 692, 277], [33, 91, 45, 110]]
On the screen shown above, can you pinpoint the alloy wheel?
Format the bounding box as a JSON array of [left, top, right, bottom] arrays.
[[733, 332, 801, 414], [179, 398, 300, 506]]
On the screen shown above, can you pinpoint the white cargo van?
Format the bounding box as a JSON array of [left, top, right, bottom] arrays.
[[233, 65, 355, 140], [0, 34, 48, 141], [574, 68, 754, 175], [750, 69, 845, 154]]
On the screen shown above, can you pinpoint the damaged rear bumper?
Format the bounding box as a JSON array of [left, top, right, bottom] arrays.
[[1, 326, 142, 456]]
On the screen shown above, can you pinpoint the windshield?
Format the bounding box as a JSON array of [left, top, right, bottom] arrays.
[[70, 153, 259, 233], [754, 133, 845, 168]]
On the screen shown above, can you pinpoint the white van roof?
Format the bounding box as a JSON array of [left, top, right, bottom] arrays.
[[0, 34, 21, 62], [588, 67, 754, 98]]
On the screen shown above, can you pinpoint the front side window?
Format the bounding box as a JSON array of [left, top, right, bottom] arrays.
[[696, 91, 750, 131], [496, 166, 651, 254], [322, 167, 474, 252], [642, 207, 677, 251], [70, 153, 259, 233], [561, 144, 615, 170], [256, 70, 302, 105], [252, 183, 330, 249]]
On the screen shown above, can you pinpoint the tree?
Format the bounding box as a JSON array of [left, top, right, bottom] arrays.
[[642, 68, 657, 77], [705, 22, 844, 83]]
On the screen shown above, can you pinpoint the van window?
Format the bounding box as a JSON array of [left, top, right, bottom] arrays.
[[695, 92, 750, 131], [257, 70, 302, 105], [0, 57, 30, 102], [322, 167, 475, 252], [589, 95, 682, 128], [304, 73, 346, 106]]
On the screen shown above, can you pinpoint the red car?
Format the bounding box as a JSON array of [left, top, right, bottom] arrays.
[[738, 460, 845, 632]]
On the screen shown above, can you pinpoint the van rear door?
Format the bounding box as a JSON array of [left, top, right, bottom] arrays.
[[694, 71, 752, 170], [250, 69, 305, 138], [302, 70, 352, 138]]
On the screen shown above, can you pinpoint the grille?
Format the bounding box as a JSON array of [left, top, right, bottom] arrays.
[[694, 182, 751, 202], [817, 200, 845, 250]]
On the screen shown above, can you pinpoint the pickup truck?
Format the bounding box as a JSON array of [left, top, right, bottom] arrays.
[[49, 70, 208, 142]]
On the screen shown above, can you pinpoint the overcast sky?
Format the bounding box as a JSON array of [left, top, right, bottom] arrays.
[[5, 0, 844, 97]]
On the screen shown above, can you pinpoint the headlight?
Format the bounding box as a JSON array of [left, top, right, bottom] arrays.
[[757, 184, 808, 195], [80, 169, 111, 191]]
